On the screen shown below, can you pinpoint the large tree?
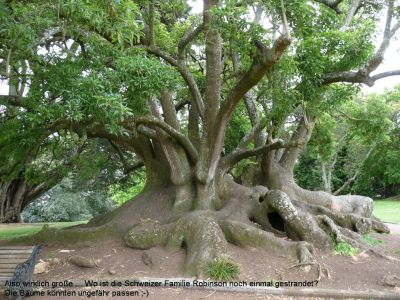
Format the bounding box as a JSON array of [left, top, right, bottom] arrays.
[[1, 0, 399, 276]]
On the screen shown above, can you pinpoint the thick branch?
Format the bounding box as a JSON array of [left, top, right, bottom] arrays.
[[122, 115, 198, 162], [221, 140, 300, 171], [371, 70, 400, 82], [314, 0, 343, 14], [218, 37, 291, 125], [280, 115, 315, 170]]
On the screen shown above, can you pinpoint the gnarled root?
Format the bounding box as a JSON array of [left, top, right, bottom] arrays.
[[250, 190, 331, 250], [220, 219, 315, 265], [167, 211, 228, 276]]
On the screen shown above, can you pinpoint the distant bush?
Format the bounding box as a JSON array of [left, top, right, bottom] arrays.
[[22, 178, 116, 222]]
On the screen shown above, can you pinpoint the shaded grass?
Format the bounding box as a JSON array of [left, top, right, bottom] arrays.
[[373, 200, 400, 224], [0, 221, 87, 240]]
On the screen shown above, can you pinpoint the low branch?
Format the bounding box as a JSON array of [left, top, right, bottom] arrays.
[[221, 140, 300, 171], [122, 115, 198, 162]]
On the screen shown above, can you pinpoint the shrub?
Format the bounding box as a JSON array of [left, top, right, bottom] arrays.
[[204, 257, 240, 281]]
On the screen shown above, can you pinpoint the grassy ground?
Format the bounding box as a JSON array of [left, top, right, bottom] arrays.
[[373, 200, 400, 224], [0, 221, 87, 240]]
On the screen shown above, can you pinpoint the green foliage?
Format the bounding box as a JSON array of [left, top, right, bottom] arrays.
[[334, 242, 358, 256], [312, 113, 337, 162], [109, 170, 146, 205], [294, 147, 324, 191], [224, 102, 252, 154], [295, 85, 400, 197], [204, 256, 240, 281]]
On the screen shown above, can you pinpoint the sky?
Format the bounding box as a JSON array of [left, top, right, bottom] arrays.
[[1, 0, 399, 95]]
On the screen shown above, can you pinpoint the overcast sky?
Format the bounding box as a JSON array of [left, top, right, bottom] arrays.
[[1, 0, 399, 95]]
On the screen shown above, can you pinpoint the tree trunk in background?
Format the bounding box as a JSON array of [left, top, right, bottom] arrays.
[[0, 178, 28, 223]]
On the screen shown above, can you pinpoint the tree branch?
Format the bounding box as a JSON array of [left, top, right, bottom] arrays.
[[314, 0, 343, 14], [178, 19, 204, 60], [144, 46, 205, 119], [108, 140, 144, 174], [371, 70, 400, 82], [0, 95, 23, 106], [221, 140, 300, 171], [122, 115, 198, 162], [218, 36, 291, 127], [323, 0, 399, 86], [341, 0, 361, 31], [333, 145, 375, 195], [237, 120, 267, 150]]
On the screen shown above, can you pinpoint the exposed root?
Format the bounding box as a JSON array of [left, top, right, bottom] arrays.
[[125, 211, 227, 277], [261, 190, 331, 250], [371, 216, 390, 233], [317, 262, 332, 280], [124, 219, 173, 249], [220, 219, 315, 264], [289, 261, 332, 281], [167, 211, 228, 276]]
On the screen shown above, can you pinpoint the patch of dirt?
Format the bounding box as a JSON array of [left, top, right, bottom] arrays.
[[0, 229, 396, 300]]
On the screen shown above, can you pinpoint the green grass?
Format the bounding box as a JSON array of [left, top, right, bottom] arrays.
[[373, 200, 400, 223], [0, 221, 87, 240], [334, 242, 358, 256], [204, 257, 240, 281], [362, 234, 383, 246]]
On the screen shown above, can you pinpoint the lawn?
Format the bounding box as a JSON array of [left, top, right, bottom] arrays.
[[0, 221, 87, 240], [373, 200, 400, 224]]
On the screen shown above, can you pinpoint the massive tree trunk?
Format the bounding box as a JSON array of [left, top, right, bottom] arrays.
[[0, 179, 27, 223]]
